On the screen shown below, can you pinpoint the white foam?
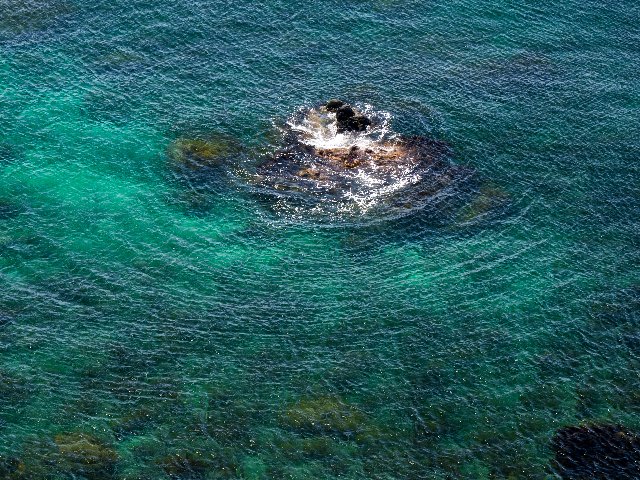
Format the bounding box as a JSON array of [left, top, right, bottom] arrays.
[[274, 103, 426, 219], [287, 104, 396, 151]]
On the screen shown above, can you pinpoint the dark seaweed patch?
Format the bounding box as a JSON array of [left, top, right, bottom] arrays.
[[552, 424, 640, 479]]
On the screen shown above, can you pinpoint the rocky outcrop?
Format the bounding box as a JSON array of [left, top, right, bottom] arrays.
[[328, 101, 373, 133]]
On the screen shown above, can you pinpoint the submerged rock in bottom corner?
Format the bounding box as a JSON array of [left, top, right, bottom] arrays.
[[158, 450, 238, 479], [52, 432, 118, 479], [0, 456, 24, 479], [552, 424, 640, 478]]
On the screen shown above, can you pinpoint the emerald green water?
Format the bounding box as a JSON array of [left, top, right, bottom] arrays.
[[1, 0, 639, 478]]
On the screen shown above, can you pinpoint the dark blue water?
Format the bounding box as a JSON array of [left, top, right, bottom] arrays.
[[1, 0, 639, 478]]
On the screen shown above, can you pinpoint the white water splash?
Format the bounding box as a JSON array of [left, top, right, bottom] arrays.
[[286, 103, 397, 151]]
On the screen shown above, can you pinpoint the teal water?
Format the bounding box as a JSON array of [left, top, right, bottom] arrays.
[[1, 0, 639, 478]]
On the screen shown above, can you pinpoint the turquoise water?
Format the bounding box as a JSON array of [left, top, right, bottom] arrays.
[[1, 0, 639, 478]]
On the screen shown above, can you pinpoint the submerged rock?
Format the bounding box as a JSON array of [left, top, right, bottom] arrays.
[[168, 136, 240, 171], [0, 371, 29, 408], [158, 450, 237, 479], [0, 312, 13, 329], [0, 0, 74, 34], [158, 452, 212, 478], [457, 183, 509, 223], [0, 456, 25, 479], [0, 200, 23, 220], [49, 432, 118, 479], [0, 144, 16, 164], [552, 424, 640, 478], [281, 396, 368, 436]]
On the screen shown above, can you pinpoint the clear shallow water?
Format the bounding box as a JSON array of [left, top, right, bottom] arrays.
[[0, 0, 639, 478]]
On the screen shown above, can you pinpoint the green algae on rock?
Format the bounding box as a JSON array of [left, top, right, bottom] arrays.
[[168, 136, 241, 171], [10, 433, 119, 480], [52, 432, 119, 480], [281, 396, 369, 437]]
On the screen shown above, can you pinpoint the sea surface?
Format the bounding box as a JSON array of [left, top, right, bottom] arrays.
[[1, 0, 639, 478]]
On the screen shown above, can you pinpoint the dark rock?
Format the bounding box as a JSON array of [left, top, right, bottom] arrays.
[[335, 105, 355, 122], [0, 455, 23, 478], [338, 114, 372, 133], [325, 99, 345, 111], [552, 424, 640, 479]]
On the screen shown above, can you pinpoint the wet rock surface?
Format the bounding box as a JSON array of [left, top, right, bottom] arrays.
[[253, 101, 480, 222]]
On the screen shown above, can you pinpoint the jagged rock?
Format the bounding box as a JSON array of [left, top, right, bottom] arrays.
[[253, 103, 487, 222], [325, 99, 345, 111], [335, 104, 355, 122], [339, 114, 372, 132]]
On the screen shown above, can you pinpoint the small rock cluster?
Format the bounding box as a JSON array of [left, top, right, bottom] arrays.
[[324, 99, 372, 133]]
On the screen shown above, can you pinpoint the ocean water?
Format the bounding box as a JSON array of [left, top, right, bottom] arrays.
[[0, 0, 639, 478]]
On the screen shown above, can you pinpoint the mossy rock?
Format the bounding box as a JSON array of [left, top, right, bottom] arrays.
[[168, 136, 241, 171], [281, 396, 369, 437], [52, 432, 118, 479]]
